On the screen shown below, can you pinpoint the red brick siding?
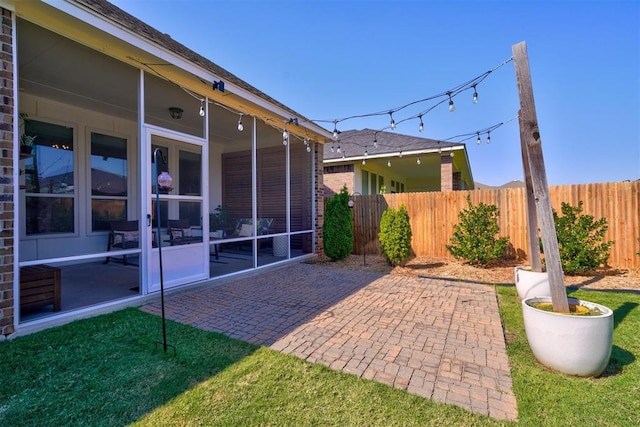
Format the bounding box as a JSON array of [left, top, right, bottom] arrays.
[[0, 7, 13, 336]]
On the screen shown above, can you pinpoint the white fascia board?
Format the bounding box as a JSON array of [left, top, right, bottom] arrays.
[[325, 145, 464, 163], [0, 1, 15, 11], [46, 0, 329, 138]]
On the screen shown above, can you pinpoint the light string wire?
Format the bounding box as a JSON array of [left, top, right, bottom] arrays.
[[329, 116, 518, 160], [134, 57, 515, 155], [304, 56, 513, 131]]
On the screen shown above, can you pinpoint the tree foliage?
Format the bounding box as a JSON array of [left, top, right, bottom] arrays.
[[446, 196, 509, 266], [323, 186, 353, 261], [378, 204, 413, 266]]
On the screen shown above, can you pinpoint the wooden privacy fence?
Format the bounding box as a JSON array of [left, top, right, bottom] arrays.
[[349, 181, 639, 269]]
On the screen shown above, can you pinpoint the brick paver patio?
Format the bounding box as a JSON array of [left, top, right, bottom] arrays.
[[141, 263, 518, 420]]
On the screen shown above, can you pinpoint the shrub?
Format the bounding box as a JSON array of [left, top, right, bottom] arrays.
[[323, 185, 353, 261], [378, 204, 412, 266], [543, 201, 614, 275], [446, 196, 509, 266]]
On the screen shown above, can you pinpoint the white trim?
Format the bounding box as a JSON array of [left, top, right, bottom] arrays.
[[11, 6, 19, 328], [0, 1, 14, 12], [324, 146, 464, 163]]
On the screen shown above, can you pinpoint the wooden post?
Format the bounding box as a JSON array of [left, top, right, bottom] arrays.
[[519, 112, 542, 271], [513, 41, 569, 313]]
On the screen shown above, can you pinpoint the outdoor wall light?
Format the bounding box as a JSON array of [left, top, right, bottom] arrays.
[[168, 107, 183, 119]]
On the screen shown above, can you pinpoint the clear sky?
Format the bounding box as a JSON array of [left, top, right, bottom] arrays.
[[109, 0, 639, 186]]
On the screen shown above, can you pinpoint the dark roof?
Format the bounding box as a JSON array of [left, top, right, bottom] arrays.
[[324, 129, 464, 160], [74, 0, 310, 125]]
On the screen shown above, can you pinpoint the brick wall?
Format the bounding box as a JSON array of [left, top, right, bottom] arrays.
[[314, 142, 324, 256], [323, 164, 354, 198], [440, 155, 453, 192], [0, 7, 13, 336]]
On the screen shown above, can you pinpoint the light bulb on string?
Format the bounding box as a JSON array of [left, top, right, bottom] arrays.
[[331, 143, 335, 153], [387, 159, 391, 167], [283, 128, 289, 140], [486, 132, 491, 144], [332, 121, 339, 139], [306, 145, 311, 153], [362, 159, 366, 165], [199, 100, 205, 117], [337, 144, 341, 153], [417, 157, 421, 165], [373, 136, 378, 148], [418, 115, 424, 133], [389, 112, 396, 130], [364, 150, 368, 157], [399, 150, 403, 158], [448, 92, 455, 112], [237, 114, 244, 131], [477, 133, 481, 145], [472, 85, 478, 104]]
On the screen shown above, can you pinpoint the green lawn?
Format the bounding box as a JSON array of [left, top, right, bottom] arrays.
[[0, 287, 638, 426]]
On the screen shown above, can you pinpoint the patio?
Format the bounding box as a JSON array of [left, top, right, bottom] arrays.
[[141, 262, 518, 420]]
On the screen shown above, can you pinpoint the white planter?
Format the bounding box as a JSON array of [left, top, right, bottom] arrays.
[[514, 266, 550, 299], [522, 296, 613, 377]]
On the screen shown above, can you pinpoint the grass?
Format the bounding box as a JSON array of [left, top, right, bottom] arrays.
[[1, 287, 638, 426], [497, 286, 640, 426]]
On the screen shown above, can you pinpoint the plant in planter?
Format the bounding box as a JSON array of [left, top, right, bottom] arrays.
[[209, 205, 228, 237], [19, 113, 37, 155], [513, 41, 613, 378]]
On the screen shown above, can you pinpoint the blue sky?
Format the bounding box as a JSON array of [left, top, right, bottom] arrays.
[[109, 0, 639, 186]]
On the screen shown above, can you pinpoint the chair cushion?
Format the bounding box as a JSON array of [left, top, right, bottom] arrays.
[[113, 230, 139, 245], [170, 228, 192, 240], [238, 223, 253, 237]]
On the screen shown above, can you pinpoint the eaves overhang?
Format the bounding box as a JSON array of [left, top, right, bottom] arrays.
[[16, 0, 332, 143]]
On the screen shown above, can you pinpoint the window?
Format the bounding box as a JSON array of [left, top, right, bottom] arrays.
[[24, 120, 75, 235], [361, 170, 369, 195], [91, 133, 128, 231], [371, 173, 377, 194]]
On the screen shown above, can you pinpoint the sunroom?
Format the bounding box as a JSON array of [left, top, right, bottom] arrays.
[[12, 1, 330, 329]]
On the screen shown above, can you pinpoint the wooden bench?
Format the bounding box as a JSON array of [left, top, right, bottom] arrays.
[[20, 265, 62, 312]]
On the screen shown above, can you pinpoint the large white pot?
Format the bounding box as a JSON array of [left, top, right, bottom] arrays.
[[522, 296, 613, 377], [514, 266, 550, 299]]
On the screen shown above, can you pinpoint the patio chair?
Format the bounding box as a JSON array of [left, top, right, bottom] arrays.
[[167, 219, 203, 246], [104, 220, 139, 265]]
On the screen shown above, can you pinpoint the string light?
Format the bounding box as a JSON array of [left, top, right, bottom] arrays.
[[387, 159, 391, 167], [418, 115, 424, 133], [373, 135, 378, 148], [331, 143, 335, 153], [237, 114, 244, 131], [389, 112, 396, 130], [486, 132, 491, 144], [472, 84, 478, 104], [417, 157, 421, 165], [332, 120, 339, 139], [199, 100, 205, 117], [283, 128, 289, 145], [399, 150, 403, 158], [477, 133, 481, 145], [337, 144, 341, 153], [448, 92, 455, 112], [362, 159, 366, 165]]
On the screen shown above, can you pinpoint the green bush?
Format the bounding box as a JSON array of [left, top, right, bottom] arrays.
[[446, 196, 509, 266], [543, 201, 614, 275], [323, 186, 353, 261], [378, 204, 412, 266]]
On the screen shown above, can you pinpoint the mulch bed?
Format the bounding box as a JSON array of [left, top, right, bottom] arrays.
[[309, 254, 640, 292]]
